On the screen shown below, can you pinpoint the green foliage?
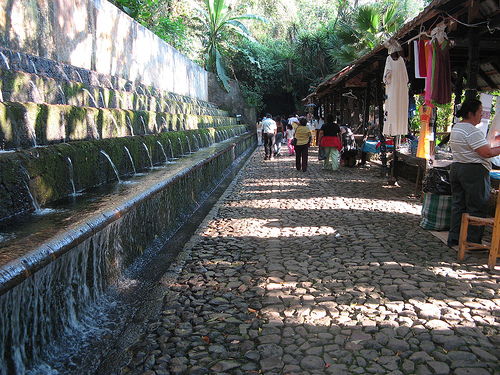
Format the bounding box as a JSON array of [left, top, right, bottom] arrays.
[[107, 0, 428, 113], [154, 15, 189, 51], [191, 0, 267, 91]]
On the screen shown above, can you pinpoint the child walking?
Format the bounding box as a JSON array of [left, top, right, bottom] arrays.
[[284, 124, 295, 155]]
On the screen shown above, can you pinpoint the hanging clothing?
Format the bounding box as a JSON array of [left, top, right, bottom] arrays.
[[424, 42, 435, 106], [418, 40, 431, 78], [431, 40, 452, 104], [416, 105, 432, 159], [425, 40, 452, 105], [409, 47, 426, 95], [383, 54, 409, 136]]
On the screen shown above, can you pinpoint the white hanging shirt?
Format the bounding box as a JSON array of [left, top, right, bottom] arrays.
[[383, 55, 409, 136]]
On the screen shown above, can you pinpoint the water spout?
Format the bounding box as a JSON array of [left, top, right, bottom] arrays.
[[142, 143, 153, 170], [126, 115, 134, 136], [82, 88, 98, 107], [193, 134, 200, 150], [161, 117, 167, 131], [20, 167, 40, 211], [57, 65, 70, 81], [0, 52, 10, 69], [29, 80, 43, 103], [99, 92, 105, 108], [57, 85, 66, 105], [186, 136, 192, 154], [156, 141, 168, 164], [30, 60, 38, 75], [197, 133, 204, 148], [124, 146, 136, 175], [140, 116, 148, 135], [75, 70, 84, 83], [67, 157, 76, 195], [100, 150, 121, 182], [104, 77, 113, 89], [167, 138, 176, 160], [109, 113, 118, 134], [177, 137, 184, 156]]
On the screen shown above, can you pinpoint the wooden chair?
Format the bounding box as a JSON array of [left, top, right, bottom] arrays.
[[457, 197, 500, 270]]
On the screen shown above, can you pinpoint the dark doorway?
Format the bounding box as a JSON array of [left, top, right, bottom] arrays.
[[262, 93, 295, 117]]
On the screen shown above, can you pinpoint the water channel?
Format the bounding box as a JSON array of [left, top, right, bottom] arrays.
[[0, 137, 255, 374]]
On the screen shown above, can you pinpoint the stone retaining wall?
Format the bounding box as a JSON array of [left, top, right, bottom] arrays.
[[0, 0, 207, 100]]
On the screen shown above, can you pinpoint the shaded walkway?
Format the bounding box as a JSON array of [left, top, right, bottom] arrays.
[[119, 147, 500, 375]]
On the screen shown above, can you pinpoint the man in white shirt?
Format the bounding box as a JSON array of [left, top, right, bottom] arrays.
[[262, 113, 277, 160], [288, 115, 299, 131]]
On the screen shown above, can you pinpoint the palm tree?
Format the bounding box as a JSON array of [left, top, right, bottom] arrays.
[[327, 1, 405, 70], [191, 0, 267, 91]]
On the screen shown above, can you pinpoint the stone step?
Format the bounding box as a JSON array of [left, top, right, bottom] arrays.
[[0, 100, 238, 150], [0, 67, 228, 117], [0, 47, 220, 112]]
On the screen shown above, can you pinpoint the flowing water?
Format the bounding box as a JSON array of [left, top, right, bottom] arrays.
[[156, 141, 168, 164], [124, 146, 136, 175], [99, 150, 121, 182], [167, 138, 176, 160], [0, 52, 10, 69], [177, 137, 184, 155], [67, 157, 76, 196], [82, 88, 98, 107], [0, 139, 254, 374], [142, 143, 153, 170]]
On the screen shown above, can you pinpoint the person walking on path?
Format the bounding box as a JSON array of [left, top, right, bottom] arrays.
[[294, 117, 312, 172], [288, 114, 300, 131], [261, 113, 277, 160], [274, 116, 284, 157], [284, 123, 295, 155], [447, 98, 500, 247], [317, 114, 343, 171]]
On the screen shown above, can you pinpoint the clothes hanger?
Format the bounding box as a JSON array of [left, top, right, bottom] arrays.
[[342, 90, 357, 99], [407, 31, 432, 44], [407, 24, 432, 44]]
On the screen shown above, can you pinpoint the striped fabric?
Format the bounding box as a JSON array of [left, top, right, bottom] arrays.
[[420, 193, 452, 231], [450, 122, 490, 171]]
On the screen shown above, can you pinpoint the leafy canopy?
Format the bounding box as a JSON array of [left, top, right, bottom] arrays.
[[191, 0, 267, 91]]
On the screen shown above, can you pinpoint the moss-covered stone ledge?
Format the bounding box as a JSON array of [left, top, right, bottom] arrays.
[[0, 67, 227, 117], [0, 125, 247, 220], [0, 102, 240, 150]]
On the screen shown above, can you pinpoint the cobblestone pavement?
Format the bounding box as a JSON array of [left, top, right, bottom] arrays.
[[121, 147, 500, 375]]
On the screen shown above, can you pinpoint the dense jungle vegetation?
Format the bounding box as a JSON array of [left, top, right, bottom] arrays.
[[108, 0, 431, 115]]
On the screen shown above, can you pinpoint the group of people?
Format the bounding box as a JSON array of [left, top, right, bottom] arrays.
[[258, 97, 500, 252], [259, 113, 344, 172]]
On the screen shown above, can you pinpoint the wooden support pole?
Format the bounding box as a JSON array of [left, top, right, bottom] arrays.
[[465, 29, 480, 100], [363, 81, 371, 137], [376, 73, 388, 176]]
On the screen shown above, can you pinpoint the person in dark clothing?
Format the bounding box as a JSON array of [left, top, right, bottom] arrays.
[[294, 117, 312, 172]]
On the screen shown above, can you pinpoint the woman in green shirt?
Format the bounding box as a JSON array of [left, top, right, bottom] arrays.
[[295, 117, 312, 172]]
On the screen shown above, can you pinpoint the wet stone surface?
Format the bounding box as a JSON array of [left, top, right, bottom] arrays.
[[119, 148, 500, 375]]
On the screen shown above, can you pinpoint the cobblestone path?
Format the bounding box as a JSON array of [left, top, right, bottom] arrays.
[[120, 148, 500, 375]]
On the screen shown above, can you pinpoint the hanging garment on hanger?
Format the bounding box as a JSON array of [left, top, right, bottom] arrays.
[[424, 42, 435, 106], [410, 41, 425, 94], [414, 40, 429, 79], [416, 105, 432, 159], [414, 41, 422, 79], [383, 55, 409, 135], [430, 39, 451, 104]]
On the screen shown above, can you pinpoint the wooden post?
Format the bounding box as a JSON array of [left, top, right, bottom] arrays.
[[363, 81, 371, 137], [376, 73, 387, 176], [465, 30, 480, 100]]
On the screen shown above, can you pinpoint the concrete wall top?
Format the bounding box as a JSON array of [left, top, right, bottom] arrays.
[[0, 0, 208, 101]]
